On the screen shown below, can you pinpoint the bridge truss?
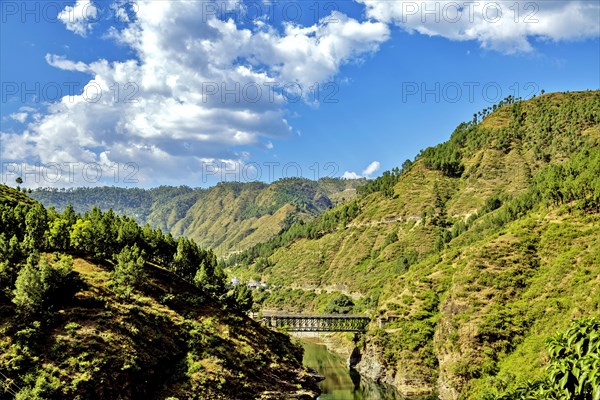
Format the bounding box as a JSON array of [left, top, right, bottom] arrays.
[[260, 314, 370, 332]]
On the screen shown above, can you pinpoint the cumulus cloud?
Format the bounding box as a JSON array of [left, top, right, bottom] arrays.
[[363, 161, 381, 177], [58, 0, 98, 37], [357, 0, 600, 53], [248, 12, 389, 86], [342, 161, 381, 180], [342, 171, 362, 180], [3, 0, 389, 186], [4, 0, 598, 187]]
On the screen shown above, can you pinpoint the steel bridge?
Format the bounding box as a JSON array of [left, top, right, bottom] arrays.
[[259, 313, 371, 332]]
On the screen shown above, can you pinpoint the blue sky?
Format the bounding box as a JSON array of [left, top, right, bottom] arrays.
[[1, 0, 599, 187]]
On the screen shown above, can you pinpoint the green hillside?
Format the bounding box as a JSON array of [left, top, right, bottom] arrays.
[[30, 178, 363, 255], [0, 186, 319, 399], [227, 91, 600, 398], [0, 184, 35, 206]]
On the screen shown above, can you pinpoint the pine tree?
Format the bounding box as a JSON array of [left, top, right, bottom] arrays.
[[62, 204, 77, 226], [25, 204, 48, 250], [13, 258, 45, 315], [48, 218, 70, 250], [69, 219, 94, 252], [112, 245, 146, 299], [229, 284, 253, 312], [173, 238, 199, 282]]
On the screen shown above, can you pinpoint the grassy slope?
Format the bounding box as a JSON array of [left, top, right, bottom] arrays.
[[245, 91, 599, 294], [228, 91, 600, 398], [0, 187, 319, 400], [30, 179, 362, 255], [0, 257, 318, 399], [368, 207, 600, 398], [0, 184, 35, 206]]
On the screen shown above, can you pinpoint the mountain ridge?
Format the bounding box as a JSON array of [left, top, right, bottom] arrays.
[[30, 178, 364, 255], [9, 90, 600, 399], [226, 90, 600, 399]]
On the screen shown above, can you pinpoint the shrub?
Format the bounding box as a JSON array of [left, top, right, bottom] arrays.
[[12, 255, 74, 317], [323, 293, 354, 314], [492, 318, 600, 399]]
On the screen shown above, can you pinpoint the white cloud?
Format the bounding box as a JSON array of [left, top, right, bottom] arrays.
[[248, 12, 389, 87], [10, 112, 28, 123], [45, 54, 90, 73], [58, 0, 98, 37], [342, 171, 362, 180], [342, 161, 381, 180], [4, 0, 389, 186], [362, 161, 381, 177], [357, 0, 600, 53], [110, 2, 130, 22]]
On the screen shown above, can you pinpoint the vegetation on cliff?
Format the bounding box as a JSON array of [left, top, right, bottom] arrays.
[[227, 91, 600, 398]]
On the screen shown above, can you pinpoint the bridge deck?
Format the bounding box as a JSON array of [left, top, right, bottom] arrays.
[[261, 313, 369, 319], [257, 313, 371, 332]]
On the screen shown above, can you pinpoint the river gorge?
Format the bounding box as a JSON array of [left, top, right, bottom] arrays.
[[301, 339, 437, 400]]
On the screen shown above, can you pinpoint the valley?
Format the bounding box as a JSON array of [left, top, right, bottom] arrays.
[[31, 179, 363, 256], [230, 91, 600, 399], [2, 0, 599, 397], [3, 91, 599, 399]]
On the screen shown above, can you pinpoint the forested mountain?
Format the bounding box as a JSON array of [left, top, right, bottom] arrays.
[[227, 91, 600, 399], [7, 91, 599, 400], [31, 178, 363, 255], [0, 185, 319, 399]]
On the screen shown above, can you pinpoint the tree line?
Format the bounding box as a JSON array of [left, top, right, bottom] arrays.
[[0, 197, 253, 322]]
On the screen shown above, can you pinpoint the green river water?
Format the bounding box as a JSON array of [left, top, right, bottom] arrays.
[[301, 340, 436, 400]]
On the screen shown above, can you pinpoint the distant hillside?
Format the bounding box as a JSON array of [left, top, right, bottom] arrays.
[[0, 184, 35, 206], [227, 91, 600, 398], [0, 185, 319, 399], [31, 178, 363, 254]]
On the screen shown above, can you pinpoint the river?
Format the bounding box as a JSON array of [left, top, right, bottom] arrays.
[[301, 340, 436, 400]]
